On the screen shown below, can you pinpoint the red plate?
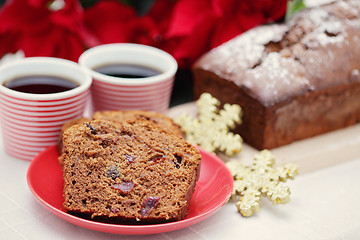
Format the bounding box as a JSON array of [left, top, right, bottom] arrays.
[[27, 145, 233, 235]]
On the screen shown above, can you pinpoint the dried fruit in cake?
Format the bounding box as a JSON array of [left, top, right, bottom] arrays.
[[60, 119, 201, 224]]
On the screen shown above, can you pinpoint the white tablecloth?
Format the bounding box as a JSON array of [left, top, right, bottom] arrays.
[[1, 106, 360, 239]]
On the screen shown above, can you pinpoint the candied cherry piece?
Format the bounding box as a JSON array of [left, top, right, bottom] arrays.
[[149, 155, 165, 164], [110, 206, 120, 214], [112, 180, 134, 193], [140, 196, 161, 217], [125, 154, 136, 163]]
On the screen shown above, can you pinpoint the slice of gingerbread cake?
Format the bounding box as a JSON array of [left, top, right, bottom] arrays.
[[60, 119, 201, 224]]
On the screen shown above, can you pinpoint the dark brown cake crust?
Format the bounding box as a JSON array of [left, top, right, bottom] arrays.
[[193, 0, 360, 149], [60, 120, 201, 224], [57, 110, 184, 157], [92, 110, 184, 137]]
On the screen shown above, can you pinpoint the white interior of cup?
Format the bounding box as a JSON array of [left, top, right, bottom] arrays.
[[0, 57, 92, 100], [78, 43, 178, 86]]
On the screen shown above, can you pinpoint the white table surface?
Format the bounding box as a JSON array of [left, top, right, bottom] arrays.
[[1, 103, 360, 240]]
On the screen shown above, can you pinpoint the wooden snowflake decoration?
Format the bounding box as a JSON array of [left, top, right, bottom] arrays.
[[226, 150, 299, 217], [175, 93, 243, 156]]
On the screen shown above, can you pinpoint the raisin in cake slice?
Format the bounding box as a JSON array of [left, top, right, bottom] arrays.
[[60, 119, 201, 224]]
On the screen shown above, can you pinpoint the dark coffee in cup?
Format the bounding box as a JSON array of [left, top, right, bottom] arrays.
[[3, 75, 79, 94], [93, 64, 161, 78]]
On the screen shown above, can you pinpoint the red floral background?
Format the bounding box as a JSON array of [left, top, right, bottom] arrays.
[[0, 0, 288, 69]]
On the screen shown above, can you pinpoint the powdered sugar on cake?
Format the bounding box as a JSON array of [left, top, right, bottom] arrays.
[[198, 25, 288, 78], [243, 53, 309, 106]]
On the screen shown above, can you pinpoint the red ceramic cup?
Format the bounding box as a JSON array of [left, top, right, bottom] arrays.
[[0, 57, 92, 161], [78, 43, 178, 113]]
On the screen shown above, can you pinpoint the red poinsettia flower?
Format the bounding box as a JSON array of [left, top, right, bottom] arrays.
[[84, 0, 138, 44], [0, 0, 94, 61], [0, 0, 287, 68], [161, 0, 287, 68], [83, 0, 174, 47]]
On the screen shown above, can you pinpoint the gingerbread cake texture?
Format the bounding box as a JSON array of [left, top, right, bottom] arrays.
[[193, 0, 360, 149], [57, 110, 184, 163], [92, 110, 184, 137], [60, 119, 201, 223], [57, 117, 90, 154]]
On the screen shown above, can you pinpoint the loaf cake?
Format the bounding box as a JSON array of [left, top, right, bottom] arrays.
[[92, 110, 184, 137], [193, 0, 360, 149], [60, 119, 201, 223]]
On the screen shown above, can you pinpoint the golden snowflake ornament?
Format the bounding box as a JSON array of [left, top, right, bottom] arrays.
[[226, 150, 299, 217], [175, 93, 243, 156]]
